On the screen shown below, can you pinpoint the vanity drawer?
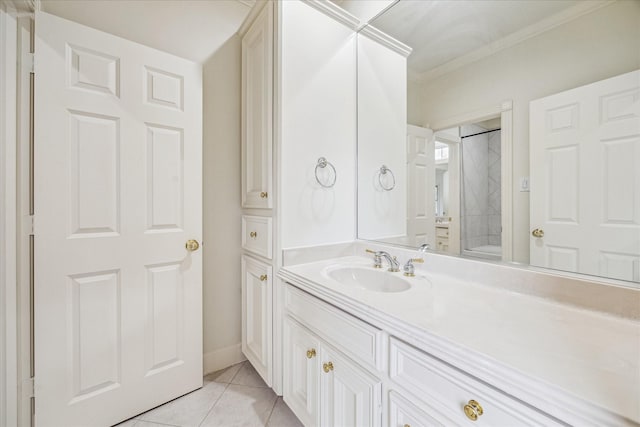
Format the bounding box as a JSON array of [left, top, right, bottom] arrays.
[[389, 338, 561, 426], [242, 215, 272, 259], [285, 284, 383, 371], [435, 226, 449, 238], [389, 390, 451, 427]]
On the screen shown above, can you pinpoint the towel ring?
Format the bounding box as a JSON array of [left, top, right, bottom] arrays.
[[378, 165, 395, 191], [315, 157, 337, 188]]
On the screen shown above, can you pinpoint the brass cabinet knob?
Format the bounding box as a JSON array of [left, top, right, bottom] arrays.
[[404, 425, 411, 427], [259, 274, 267, 282], [249, 231, 257, 238], [463, 400, 484, 421], [322, 362, 334, 373], [532, 228, 544, 238], [185, 239, 200, 252], [306, 349, 316, 359], [260, 191, 268, 198]]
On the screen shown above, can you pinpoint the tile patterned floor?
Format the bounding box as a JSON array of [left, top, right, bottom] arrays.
[[115, 362, 303, 427]]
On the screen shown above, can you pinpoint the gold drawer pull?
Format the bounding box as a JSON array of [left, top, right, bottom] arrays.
[[185, 239, 200, 252], [463, 400, 484, 421], [259, 274, 267, 282], [260, 191, 268, 198], [306, 349, 316, 359], [323, 362, 334, 373], [249, 231, 257, 238], [404, 425, 411, 427]]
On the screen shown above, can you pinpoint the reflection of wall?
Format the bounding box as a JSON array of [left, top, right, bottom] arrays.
[[461, 126, 501, 250], [414, 1, 640, 262], [281, 1, 357, 248], [357, 32, 407, 240]]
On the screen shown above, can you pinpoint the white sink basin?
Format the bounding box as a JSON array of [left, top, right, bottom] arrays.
[[324, 266, 411, 293]]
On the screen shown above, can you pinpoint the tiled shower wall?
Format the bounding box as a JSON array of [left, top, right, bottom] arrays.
[[461, 125, 501, 250]]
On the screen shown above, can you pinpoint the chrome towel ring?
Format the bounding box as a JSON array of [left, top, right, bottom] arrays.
[[378, 165, 395, 191], [315, 157, 337, 188]]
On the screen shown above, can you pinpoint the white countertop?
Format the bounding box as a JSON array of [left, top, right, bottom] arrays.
[[280, 255, 640, 425]]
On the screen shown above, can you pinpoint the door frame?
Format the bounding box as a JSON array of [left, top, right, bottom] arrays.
[[430, 100, 514, 262]]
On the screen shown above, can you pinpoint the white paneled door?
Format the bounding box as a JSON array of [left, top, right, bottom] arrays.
[[530, 70, 640, 282], [407, 125, 435, 248], [34, 12, 202, 426]]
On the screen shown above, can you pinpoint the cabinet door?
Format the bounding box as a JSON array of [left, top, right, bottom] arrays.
[[241, 2, 273, 209], [389, 391, 449, 427], [283, 317, 321, 427], [241, 255, 272, 385], [320, 347, 382, 427]]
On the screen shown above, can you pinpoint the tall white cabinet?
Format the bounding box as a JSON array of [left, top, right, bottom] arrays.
[[240, 0, 359, 393], [240, 2, 275, 386]]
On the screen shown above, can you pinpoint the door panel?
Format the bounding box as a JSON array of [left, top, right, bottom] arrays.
[[530, 70, 640, 282], [35, 11, 202, 426], [283, 317, 320, 427], [241, 255, 272, 386], [407, 125, 435, 248]]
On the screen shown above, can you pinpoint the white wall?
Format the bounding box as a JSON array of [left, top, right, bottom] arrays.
[[280, 0, 357, 249], [416, 1, 640, 263], [357, 33, 407, 240], [202, 34, 245, 373]]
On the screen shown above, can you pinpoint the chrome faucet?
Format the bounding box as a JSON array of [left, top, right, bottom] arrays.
[[366, 249, 400, 272], [418, 243, 430, 252], [403, 258, 424, 277]]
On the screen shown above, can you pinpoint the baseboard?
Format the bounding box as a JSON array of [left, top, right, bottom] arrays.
[[203, 343, 246, 375]]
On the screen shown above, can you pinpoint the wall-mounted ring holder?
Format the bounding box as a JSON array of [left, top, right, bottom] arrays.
[[378, 165, 395, 191], [315, 157, 337, 188]]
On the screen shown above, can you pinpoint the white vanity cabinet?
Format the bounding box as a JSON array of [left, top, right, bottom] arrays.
[[284, 316, 383, 427], [284, 285, 383, 427], [283, 283, 563, 427]]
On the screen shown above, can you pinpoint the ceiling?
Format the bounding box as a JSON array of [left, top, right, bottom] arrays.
[[369, 0, 594, 76], [40, 0, 252, 63]]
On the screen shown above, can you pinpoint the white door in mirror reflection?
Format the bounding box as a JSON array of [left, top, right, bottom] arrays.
[[407, 125, 435, 249], [530, 69, 640, 282]]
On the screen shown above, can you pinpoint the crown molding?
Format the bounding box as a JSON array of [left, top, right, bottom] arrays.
[[359, 24, 411, 58], [238, 0, 268, 37], [303, 0, 360, 31], [416, 0, 614, 84]]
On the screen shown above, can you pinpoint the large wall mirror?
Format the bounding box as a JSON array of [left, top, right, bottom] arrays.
[[354, 0, 640, 285]]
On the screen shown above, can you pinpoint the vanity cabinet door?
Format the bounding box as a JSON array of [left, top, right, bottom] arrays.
[[320, 346, 382, 427], [283, 317, 321, 427], [241, 255, 272, 385], [241, 2, 273, 209]]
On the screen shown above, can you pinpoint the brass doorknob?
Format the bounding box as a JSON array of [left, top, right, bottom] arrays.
[[323, 362, 334, 373], [306, 349, 316, 359], [532, 228, 544, 238], [259, 274, 267, 281], [250, 231, 257, 238], [260, 191, 268, 198], [185, 239, 200, 252], [463, 400, 484, 421]]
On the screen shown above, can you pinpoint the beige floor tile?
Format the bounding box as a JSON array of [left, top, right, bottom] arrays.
[[204, 362, 244, 384], [200, 384, 277, 427], [112, 417, 139, 427], [231, 362, 268, 388], [134, 421, 179, 427], [138, 381, 227, 427], [266, 397, 303, 427]]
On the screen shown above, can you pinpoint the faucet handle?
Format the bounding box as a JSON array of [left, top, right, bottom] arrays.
[[365, 249, 383, 268], [403, 258, 424, 277]]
